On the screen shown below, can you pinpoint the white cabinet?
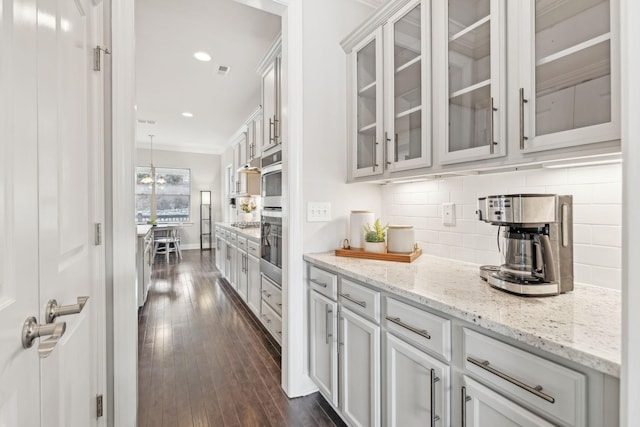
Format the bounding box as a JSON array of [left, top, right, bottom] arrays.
[[345, 0, 431, 179], [261, 274, 282, 343], [462, 376, 555, 427], [309, 291, 339, 407], [247, 110, 262, 162], [247, 251, 261, 317], [513, 0, 619, 152], [340, 306, 381, 427], [385, 333, 449, 427], [258, 36, 282, 154], [436, 0, 507, 164], [237, 239, 248, 302]]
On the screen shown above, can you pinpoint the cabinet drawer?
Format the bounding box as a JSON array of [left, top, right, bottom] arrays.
[[223, 229, 230, 239], [261, 300, 282, 344], [237, 236, 247, 251], [339, 278, 380, 323], [464, 328, 586, 427], [385, 297, 451, 361], [261, 274, 282, 315], [230, 232, 237, 245], [309, 265, 337, 300], [247, 240, 260, 257]]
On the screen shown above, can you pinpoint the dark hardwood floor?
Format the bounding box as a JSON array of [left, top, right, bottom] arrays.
[[138, 249, 346, 427]]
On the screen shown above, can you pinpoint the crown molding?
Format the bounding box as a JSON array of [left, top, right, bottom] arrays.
[[135, 140, 224, 155]]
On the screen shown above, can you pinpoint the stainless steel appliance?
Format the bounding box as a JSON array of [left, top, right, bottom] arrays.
[[477, 194, 573, 296], [261, 150, 282, 208], [260, 208, 282, 284]]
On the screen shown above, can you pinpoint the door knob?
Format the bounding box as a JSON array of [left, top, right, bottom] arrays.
[[46, 296, 89, 323], [22, 317, 66, 358]]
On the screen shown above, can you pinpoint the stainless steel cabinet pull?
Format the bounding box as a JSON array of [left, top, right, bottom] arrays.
[[489, 97, 498, 154], [325, 305, 332, 344], [385, 132, 391, 167], [519, 88, 528, 149], [385, 316, 430, 339], [46, 296, 89, 323], [310, 278, 327, 288], [22, 316, 66, 358], [461, 386, 470, 427], [467, 356, 555, 403], [430, 369, 440, 427], [269, 118, 275, 143], [339, 293, 366, 307], [373, 139, 379, 170]]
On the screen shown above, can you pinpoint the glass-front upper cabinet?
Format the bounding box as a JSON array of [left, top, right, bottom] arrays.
[[515, 0, 619, 152], [347, 0, 430, 180], [439, 0, 506, 164], [384, 1, 430, 172], [352, 29, 384, 179]]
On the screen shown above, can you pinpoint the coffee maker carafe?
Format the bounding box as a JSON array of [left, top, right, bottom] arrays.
[[478, 194, 573, 296]]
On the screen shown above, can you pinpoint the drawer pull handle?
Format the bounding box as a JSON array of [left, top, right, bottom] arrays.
[[339, 293, 366, 307], [430, 369, 440, 427], [461, 386, 471, 427], [466, 356, 555, 403], [310, 278, 327, 288], [385, 316, 431, 340]]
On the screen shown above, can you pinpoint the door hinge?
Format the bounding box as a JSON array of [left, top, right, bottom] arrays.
[[95, 223, 102, 246], [96, 394, 103, 418], [93, 45, 111, 71]]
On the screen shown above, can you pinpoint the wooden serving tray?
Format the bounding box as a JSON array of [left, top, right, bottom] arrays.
[[335, 247, 422, 263]]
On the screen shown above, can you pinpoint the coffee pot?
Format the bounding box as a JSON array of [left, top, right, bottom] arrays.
[[477, 194, 573, 296]]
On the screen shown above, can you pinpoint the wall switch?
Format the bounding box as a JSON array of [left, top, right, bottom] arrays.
[[307, 202, 332, 222], [442, 202, 455, 226]]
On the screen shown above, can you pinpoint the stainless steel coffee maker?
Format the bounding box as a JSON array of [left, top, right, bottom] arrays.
[[477, 194, 573, 296]]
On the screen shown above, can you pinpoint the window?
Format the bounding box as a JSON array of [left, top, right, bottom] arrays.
[[136, 167, 191, 223]]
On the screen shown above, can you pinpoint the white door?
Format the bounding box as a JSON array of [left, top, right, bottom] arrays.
[[309, 291, 338, 406], [339, 307, 380, 427], [463, 376, 555, 427], [0, 0, 103, 425], [385, 333, 450, 427]]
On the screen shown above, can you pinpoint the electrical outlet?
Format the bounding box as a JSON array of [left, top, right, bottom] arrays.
[[307, 202, 332, 222], [442, 202, 455, 226]]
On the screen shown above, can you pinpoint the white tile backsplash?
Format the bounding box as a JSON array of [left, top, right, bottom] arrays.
[[381, 164, 622, 289]]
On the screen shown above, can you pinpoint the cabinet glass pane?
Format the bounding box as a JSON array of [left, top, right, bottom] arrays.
[[357, 40, 377, 169], [535, 0, 611, 135], [448, 0, 491, 152], [394, 5, 422, 162], [449, 85, 490, 152]]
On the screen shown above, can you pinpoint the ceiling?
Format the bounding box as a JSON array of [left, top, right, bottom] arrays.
[[135, 0, 282, 154]]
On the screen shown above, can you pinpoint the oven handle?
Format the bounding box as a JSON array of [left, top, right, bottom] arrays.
[[261, 163, 282, 175], [261, 209, 282, 218]]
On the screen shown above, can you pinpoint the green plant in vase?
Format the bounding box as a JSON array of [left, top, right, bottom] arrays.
[[363, 218, 388, 253]]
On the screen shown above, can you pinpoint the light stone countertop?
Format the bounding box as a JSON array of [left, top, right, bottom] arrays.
[[136, 225, 153, 237], [215, 222, 260, 241], [303, 252, 621, 378]]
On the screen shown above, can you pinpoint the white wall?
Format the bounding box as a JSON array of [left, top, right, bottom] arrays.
[[381, 163, 622, 289], [136, 148, 222, 249], [301, 0, 381, 253]]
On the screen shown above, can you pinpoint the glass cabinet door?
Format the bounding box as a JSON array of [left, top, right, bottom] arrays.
[[442, 0, 506, 164], [352, 29, 384, 178], [518, 0, 618, 150], [385, 1, 430, 172]]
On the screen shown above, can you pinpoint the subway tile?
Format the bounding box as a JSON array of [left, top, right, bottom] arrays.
[[573, 263, 592, 285], [395, 192, 428, 205], [415, 229, 438, 243], [591, 183, 622, 204], [573, 244, 621, 269], [544, 184, 593, 204], [439, 231, 464, 247], [525, 169, 568, 186], [424, 243, 451, 258], [591, 225, 622, 247], [476, 250, 501, 266], [427, 191, 450, 204], [463, 234, 478, 249], [572, 224, 592, 245], [463, 204, 479, 220], [450, 191, 465, 204], [573, 205, 622, 226], [590, 266, 622, 291], [509, 186, 547, 194], [567, 163, 622, 184], [438, 177, 463, 192], [455, 248, 478, 264]]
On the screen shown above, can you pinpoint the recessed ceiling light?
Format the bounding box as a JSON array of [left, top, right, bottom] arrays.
[[182, 112, 194, 118], [193, 51, 211, 62]]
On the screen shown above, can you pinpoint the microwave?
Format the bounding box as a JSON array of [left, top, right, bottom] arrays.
[[261, 150, 282, 208]]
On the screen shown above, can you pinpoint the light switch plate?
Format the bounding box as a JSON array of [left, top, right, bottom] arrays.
[[442, 202, 455, 226], [307, 202, 332, 222]]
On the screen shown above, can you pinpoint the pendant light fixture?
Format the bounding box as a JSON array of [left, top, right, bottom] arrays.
[[140, 134, 166, 185]]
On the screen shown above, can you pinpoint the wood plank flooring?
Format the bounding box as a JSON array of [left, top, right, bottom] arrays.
[[138, 249, 345, 427]]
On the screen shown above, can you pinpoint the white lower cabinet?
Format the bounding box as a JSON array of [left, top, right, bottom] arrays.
[[309, 290, 338, 406], [385, 333, 450, 427], [340, 306, 381, 427], [462, 376, 555, 427], [237, 250, 248, 302], [247, 253, 261, 317]]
